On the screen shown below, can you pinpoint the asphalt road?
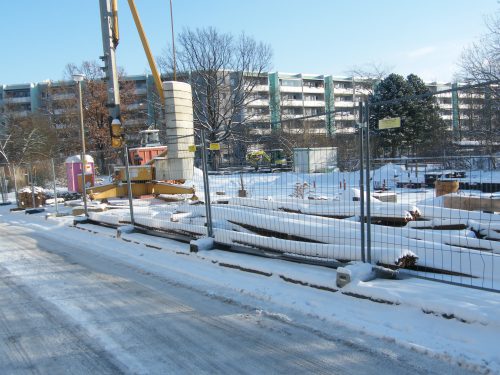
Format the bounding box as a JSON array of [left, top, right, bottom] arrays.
[[0, 222, 477, 374]]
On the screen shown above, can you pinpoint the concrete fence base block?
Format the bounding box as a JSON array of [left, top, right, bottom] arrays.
[[73, 217, 90, 226], [25, 208, 45, 215], [336, 269, 351, 288], [117, 225, 136, 239], [190, 237, 215, 252]]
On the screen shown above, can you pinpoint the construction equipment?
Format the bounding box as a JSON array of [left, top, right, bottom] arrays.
[[85, 0, 195, 201], [99, 0, 165, 149]]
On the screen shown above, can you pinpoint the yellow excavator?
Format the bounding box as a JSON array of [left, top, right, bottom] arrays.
[[83, 0, 196, 201]]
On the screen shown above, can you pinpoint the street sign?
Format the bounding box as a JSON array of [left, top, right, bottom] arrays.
[[209, 143, 220, 151], [378, 117, 401, 129]]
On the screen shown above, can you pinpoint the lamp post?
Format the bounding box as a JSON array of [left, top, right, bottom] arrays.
[[73, 73, 88, 217]]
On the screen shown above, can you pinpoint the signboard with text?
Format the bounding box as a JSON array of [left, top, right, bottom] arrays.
[[378, 117, 401, 129]]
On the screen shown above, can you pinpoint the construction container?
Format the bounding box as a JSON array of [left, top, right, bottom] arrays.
[[128, 145, 167, 165], [114, 165, 154, 182], [293, 147, 337, 173], [66, 155, 95, 192], [435, 180, 459, 197], [77, 173, 95, 193]]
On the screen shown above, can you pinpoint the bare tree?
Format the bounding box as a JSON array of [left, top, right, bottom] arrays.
[[348, 62, 394, 96], [460, 11, 500, 159], [1, 112, 56, 165], [460, 12, 500, 86], [64, 61, 137, 170], [158, 27, 272, 168]]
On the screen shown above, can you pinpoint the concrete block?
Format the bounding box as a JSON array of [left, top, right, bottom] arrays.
[[166, 112, 193, 123], [155, 158, 194, 180], [164, 91, 192, 101], [444, 195, 500, 212], [373, 192, 397, 203], [166, 120, 195, 131], [336, 268, 351, 288], [163, 81, 192, 93], [190, 237, 214, 252], [165, 93, 193, 107], [165, 103, 193, 115]]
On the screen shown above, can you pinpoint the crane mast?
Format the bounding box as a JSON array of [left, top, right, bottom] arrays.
[[99, 0, 121, 126]]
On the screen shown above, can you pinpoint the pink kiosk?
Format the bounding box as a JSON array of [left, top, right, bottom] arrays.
[[65, 155, 95, 193]]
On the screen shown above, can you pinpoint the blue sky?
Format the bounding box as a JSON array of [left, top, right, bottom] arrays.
[[0, 0, 497, 85]]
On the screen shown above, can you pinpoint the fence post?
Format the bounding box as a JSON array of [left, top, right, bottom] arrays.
[[200, 130, 213, 238], [11, 164, 19, 208], [51, 158, 59, 214], [358, 102, 366, 263], [0, 167, 7, 204], [123, 145, 135, 226], [30, 163, 36, 208], [79, 154, 88, 217], [364, 102, 372, 264]]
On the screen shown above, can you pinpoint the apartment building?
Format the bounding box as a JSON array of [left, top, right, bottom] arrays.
[[245, 73, 366, 135], [0, 75, 159, 144], [0, 73, 490, 141]]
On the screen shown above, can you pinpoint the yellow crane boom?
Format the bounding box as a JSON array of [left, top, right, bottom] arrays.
[[127, 0, 165, 103]]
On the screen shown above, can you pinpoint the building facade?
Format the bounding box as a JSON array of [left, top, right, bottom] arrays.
[[0, 72, 489, 141]]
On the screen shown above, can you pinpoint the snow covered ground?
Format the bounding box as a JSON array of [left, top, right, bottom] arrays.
[[1, 201, 500, 373], [76, 165, 500, 291]]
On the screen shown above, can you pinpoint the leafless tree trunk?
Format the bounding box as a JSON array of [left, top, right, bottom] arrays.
[[460, 12, 500, 161]]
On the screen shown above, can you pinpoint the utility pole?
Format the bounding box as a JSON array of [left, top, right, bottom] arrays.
[[169, 0, 177, 81], [74, 74, 88, 217]]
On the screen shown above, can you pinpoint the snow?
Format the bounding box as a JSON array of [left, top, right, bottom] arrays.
[[65, 154, 95, 163], [337, 262, 375, 282], [1, 204, 500, 373], [190, 236, 214, 251]]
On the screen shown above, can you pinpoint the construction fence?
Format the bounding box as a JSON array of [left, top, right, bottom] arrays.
[[3, 80, 500, 292]]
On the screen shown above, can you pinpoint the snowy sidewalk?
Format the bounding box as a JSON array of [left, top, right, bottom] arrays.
[[1, 206, 500, 373]]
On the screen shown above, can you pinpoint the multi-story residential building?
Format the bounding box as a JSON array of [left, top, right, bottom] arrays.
[[0, 75, 160, 146], [0, 72, 492, 144], [246, 73, 495, 137]]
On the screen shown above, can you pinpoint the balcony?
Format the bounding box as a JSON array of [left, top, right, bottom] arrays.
[[333, 87, 353, 95], [3, 96, 31, 104], [280, 86, 303, 94], [247, 99, 269, 107], [281, 99, 304, 107], [52, 93, 75, 101], [249, 128, 272, 136], [303, 86, 324, 93], [337, 127, 357, 134], [303, 101, 325, 108], [334, 101, 354, 108], [251, 84, 269, 92], [10, 110, 31, 118], [246, 114, 270, 122], [334, 114, 355, 121]]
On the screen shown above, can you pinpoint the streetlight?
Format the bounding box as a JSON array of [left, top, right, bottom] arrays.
[[73, 73, 88, 217]]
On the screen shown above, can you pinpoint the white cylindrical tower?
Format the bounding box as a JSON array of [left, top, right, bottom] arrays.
[[157, 81, 195, 180]]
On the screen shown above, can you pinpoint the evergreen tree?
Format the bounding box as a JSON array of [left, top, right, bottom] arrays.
[[369, 73, 448, 157]]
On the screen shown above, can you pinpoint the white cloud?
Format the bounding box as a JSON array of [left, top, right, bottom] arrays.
[[407, 46, 437, 59]]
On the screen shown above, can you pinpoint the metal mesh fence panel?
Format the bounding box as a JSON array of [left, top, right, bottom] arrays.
[[205, 134, 363, 265], [364, 81, 500, 291], [368, 155, 499, 290]]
